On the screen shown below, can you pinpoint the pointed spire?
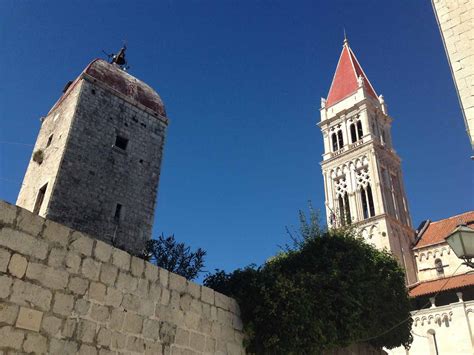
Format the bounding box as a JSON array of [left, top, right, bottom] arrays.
[[325, 39, 377, 108]]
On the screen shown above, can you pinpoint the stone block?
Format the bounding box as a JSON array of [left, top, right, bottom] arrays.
[[131, 256, 144, 277], [79, 343, 98, 355], [8, 253, 28, 278], [105, 286, 123, 307], [74, 298, 91, 316], [94, 240, 112, 262], [0, 200, 17, 225], [0, 325, 25, 350], [0, 274, 13, 298], [41, 314, 63, 336], [10, 279, 52, 311], [144, 262, 158, 282], [16, 207, 44, 236], [135, 277, 149, 298], [65, 251, 82, 273], [229, 298, 241, 316], [161, 288, 171, 305], [112, 248, 130, 271], [169, 272, 186, 293], [53, 292, 74, 316], [43, 219, 70, 247], [184, 311, 200, 330], [70, 231, 94, 256], [77, 319, 97, 343], [159, 267, 169, 288], [91, 303, 109, 322], [179, 293, 192, 312], [186, 281, 200, 299], [215, 292, 230, 311], [0, 302, 19, 324], [81, 257, 101, 281], [190, 332, 206, 352], [232, 314, 243, 331], [97, 327, 112, 347], [170, 290, 180, 308], [0, 228, 48, 260], [48, 247, 67, 268], [145, 339, 164, 355], [110, 330, 126, 349], [126, 335, 145, 352], [205, 336, 216, 353], [149, 283, 161, 301], [175, 328, 190, 347], [23, 332, 48, 353], [88, 281, 106, 302], [123, 312, 143, 334], [116, 271, 137, 292], [100, 263, 118, 286], [69, 276, 89, 295], [122, 293, 140, 312], [143, 318, 160, 340], [0, 247, 11, 272], [201, 286, 215, 305], [49, 338, 79, 354], [109, 308, 125, 331], [16, 306, 43, 331], [138, 298, 155, 316], [26, 262, 69, 290], [62, 318, 77, 338]]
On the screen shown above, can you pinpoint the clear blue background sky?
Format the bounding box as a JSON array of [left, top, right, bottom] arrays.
[[1, 1, 472, 280]]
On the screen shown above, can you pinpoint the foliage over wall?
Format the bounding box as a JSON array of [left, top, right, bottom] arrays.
[[204, 211, 412, 353]]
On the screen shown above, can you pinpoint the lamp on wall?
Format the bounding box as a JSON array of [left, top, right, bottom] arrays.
[[445, 225, 474, 268]]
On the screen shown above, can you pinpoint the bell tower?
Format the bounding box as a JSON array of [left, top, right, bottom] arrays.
[[319, 39, 417, 284], [17, 48, 168, 255]]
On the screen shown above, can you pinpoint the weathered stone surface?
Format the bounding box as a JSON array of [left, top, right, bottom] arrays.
[[41, 314, 63, 336], [69, 276, 89, 295], [94, 240, 113, 263], [97, 327, 112, 347], [88, 281, 107, 302], [11, 279, 52, 311], [8, 253, 28, 278], [190, 331, 206, 352], [79, 343, 98, 355], [144, 262, 159, 282], [0, 247, 11, 272], [49, 338, 79, 354], [100, 263, 118, 286], [43, 219, 70, 247], [16, 306, 43, 331], [112, 249, 130, 271], [127, 335, 146, 352], [65, 251, 82, 273], [23, 332, 48, 353], [75, 299, 91, 316], [201, 286, 215, 305], [0, 274, 13, 298], [26, 262, 69, 290], [91, 304, 110, 322], [77, 319, 97, 343], [0, 228, 48, 260], [215, 292, 230, 311], [70, 232, 94, 256], [116, 271, 137, 292], [53, 292, 74, 316], [48, 247, 67, 268], [131, 256, 144, 277], [0, 325, 25, 349], [0, 200, 17, 225], [105, 286, 123, 307], [159, 267, 169, 288], [143, 318, 160, 340], [175, 328, 190, 346], [81, 257, 101, 281], [16, 208, 44, 236], [0, 302, 19, 324], [123, 312, 143, 334], [169, 273, 186, 293]]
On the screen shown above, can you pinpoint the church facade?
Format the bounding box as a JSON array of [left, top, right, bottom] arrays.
[[320, 40, 474, 355]]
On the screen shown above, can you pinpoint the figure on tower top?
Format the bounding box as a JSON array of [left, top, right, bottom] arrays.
[[104, 44, 129, 70]]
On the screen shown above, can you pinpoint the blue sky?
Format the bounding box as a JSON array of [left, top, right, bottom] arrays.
[[1, 1, 472, 279]]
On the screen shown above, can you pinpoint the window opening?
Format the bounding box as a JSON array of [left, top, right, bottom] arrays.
[[361, 183, 375, 219], [33, 183, 48, 214], [435, 259, 444, 277], [337, 192, 351, 226], [114, 203, 123, 221], [356, 121, 363, 140], [350, 124, 357, 143], [337, 130, 344, 149], [114, 135, 128, 150], [46, 134, 53, 147], [367, 184, 375, 217], [331, 133, 338, 152]]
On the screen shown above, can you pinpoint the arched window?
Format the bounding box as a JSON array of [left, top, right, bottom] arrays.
[[356, 121, 363, 139], [350, 124, 357, 143], [361, 183, 375, 219], [338, 192, 351, 226], [331, 133, 338, 152], [435, 259, 444, 277], [337, 130, 344, 149]]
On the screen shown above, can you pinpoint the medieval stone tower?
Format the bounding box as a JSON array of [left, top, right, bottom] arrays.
[[17, 51, 168, 255], [319, 39, 417, 284]]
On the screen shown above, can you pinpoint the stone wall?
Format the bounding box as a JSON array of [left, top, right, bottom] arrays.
[[432, 0, 474, 148], [0, 200, 245, 354]]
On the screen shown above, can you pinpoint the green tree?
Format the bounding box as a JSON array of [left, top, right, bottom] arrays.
[[144, 234, 206, 280], [204, 210, 412, 354]]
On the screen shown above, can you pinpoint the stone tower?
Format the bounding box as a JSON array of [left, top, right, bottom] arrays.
[[17, 55, 168, 255], [319, 39, 417, 284]]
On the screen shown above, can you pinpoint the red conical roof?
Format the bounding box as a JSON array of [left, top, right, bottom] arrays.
[[325, 40, 377, 108]]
